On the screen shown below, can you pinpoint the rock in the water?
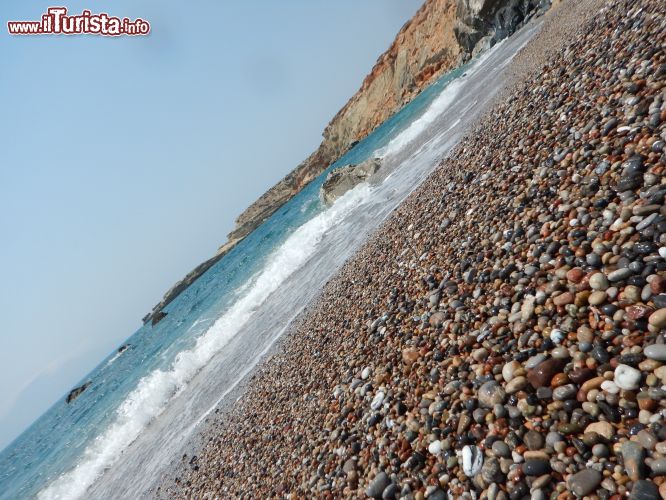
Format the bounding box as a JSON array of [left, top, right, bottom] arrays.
[[319, 158, 382, 205], [65, 381, 91, 404], [454, 0, 548, 57], [151, 310, 168, 326]]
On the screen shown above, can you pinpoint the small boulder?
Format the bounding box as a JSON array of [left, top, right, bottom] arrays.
[[66, 381, 91, 404], [320, 158, 382, 205]]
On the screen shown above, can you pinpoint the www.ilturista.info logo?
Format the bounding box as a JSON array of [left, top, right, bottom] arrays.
[[7, 7, 150, 36]]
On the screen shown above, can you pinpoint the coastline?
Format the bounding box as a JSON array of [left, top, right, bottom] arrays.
[[149, 22, 544, 499], [141, 0, 551, 327], [165, 0, 665, 497]]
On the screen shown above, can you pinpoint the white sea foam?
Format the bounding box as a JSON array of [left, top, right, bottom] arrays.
[[104, 350, 123, 368], [377, 41, 504, 159], [38, 183, 374, 500]]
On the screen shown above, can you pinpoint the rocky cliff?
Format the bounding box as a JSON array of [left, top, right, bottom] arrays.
[[143, 0, 550, 324], [223, 0, 549, 251]]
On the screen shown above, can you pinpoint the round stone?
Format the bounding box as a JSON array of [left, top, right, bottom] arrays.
[[506, 376, 528, 394], [553, 384, 577, 401], [614, 364, 642, 391], [366, 472, 391, 499], [478, 381, 506, 408], [589, 273, 610, 290], [648, 309, 666, 329], [550, 329, 565, 344], [428, 440, 443, 456], [371, 391, 385, 410], [608, 268, 632, 282], [649, 457, 666, 476], [624, 285, 641, 302], [523, 430, 545, 451], [585, 421, 614, 440], [644, 344, 666, 361], [592, 443, 609, 458], [492, 440, 510, 458], [588, 291, 607, 305], [522, 459, 550, 476], [567, 469, 602, 497], [502, 361, 521, 382], [601, 380, 620, 394]]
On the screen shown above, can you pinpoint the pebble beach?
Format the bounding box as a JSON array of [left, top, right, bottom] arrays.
[[164, 0, 666, 497]]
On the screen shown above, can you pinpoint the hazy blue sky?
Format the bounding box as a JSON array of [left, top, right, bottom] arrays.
[[0, 1, 421, 449]]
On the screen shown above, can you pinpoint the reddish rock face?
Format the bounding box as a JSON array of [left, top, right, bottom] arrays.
[[225, 0, 463, 249], [221, 0, 549, 256]]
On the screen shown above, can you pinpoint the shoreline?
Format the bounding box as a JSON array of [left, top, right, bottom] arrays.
[[152, 13, 554, 499], [141, 0, 552, 328], [164, 0, 665, 497]]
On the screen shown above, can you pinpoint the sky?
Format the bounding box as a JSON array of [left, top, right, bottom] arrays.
[[0, 1, 422, 450]]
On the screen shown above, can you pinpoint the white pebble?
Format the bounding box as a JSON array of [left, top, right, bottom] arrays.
[[428, 440, 443, 455], [550, 329, 565, 344], [601, 380, 620, 394], [370, 391, 385, 410], [462, 445, 483, 477], [614, 364, 641, 391], [361, 367, 371, 380]]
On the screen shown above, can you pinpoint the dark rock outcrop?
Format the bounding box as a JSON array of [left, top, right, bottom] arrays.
[[151, 311, 168, 326], [66, 381, 91, 404]]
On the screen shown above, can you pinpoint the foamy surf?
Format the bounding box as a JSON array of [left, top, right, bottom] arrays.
[[37, 183, 374, 500], [376, 40, 504, 159]]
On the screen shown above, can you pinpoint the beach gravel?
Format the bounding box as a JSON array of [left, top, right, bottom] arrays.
[[161, 0, 666, 497]]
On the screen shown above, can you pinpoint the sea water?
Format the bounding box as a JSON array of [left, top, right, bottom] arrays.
[[0, 20, 540, 499]]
